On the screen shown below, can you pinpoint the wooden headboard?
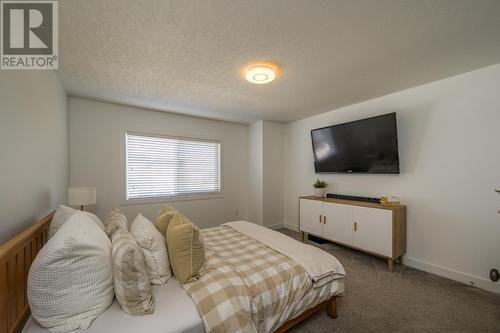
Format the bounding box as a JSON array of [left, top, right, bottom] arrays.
[[0, 213, 53, 333]]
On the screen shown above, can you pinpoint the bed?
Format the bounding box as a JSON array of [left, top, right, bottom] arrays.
[[0, 212, 344, 333]]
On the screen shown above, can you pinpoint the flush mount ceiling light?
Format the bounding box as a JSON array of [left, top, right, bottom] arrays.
[[245, 65, 277, 84]]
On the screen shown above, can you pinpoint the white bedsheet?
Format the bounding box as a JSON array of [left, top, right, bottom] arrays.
[[23, 278, 204, 333]]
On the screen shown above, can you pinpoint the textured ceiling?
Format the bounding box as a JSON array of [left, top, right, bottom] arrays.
[[59, 0, 500, 123]]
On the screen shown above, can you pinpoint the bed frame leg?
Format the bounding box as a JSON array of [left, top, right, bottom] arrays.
[[327, 297, 337, 318], [300, 231, 305, 241]]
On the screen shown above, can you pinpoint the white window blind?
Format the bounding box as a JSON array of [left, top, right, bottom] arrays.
[[126, 133, 221, 200]]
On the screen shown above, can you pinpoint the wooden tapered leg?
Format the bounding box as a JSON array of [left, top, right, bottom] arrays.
[[300, 231, 305, 241], [388, 258, 394, 273], [327, 297, 337, 318]]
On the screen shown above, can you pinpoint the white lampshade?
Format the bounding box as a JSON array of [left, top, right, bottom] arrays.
[[68, 187, 96, 207]]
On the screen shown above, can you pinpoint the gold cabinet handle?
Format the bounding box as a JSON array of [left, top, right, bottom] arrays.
[[354, 222, 357, 231], [319, 215, 322, 223], [323, 216, 326, 224]]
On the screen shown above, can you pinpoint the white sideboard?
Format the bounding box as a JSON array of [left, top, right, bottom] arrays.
[[299, 196, 406, 272]]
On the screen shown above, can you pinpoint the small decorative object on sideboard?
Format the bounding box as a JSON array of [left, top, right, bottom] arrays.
[[380, 195, 400, 207], [313, 179, 327, 198]]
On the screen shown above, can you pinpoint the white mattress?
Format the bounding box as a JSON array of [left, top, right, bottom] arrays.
[[23, 278, 204, 333]]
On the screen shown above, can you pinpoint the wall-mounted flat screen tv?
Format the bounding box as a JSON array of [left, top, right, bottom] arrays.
[[311, 113, 399, 173]]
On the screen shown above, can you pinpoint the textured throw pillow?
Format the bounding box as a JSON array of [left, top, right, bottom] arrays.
[[130, 213, 172, 285], [166, 212, 205, 284], [105, 208, 129, 237], [111, 227, 155, 315], [154, 203, 178, 236], [48, 205, 103, 239], [28, 212, 114, 332]]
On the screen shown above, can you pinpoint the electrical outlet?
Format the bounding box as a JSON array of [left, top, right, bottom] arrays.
[[226, 210, 240, 222]]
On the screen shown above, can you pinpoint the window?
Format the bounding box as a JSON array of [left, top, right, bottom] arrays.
[[126, 133, 221, 200]]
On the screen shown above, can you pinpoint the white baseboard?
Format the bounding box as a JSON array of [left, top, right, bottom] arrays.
[[266, 223, 281, 230], [404, 256, 500, 295], [266, 223, 299, 232]]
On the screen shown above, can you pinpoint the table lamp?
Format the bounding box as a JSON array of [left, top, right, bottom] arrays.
[[68, 187, 96, 211]]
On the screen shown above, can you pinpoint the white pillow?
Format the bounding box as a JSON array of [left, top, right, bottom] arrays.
[[130, 213, 172, 285], [28, 212, 114, 331], [48, 205, 103, 239]]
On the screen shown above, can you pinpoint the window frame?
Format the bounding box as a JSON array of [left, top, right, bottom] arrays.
[[122, 130, 223, 205]]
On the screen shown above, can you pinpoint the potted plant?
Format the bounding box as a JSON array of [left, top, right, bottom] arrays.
[[313, 179, 327, 198]]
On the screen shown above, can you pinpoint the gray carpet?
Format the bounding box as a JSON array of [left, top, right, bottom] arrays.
[[277, 229, 500, 333]]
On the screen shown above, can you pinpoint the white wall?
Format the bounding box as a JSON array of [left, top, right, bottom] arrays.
[[69, 98, 248, 228], [283, 64, 500, 293], [248, 121, 263, 225], [262, 121, 284, 227], [247, 121, 285, 227], [0, 71, 68, 244]]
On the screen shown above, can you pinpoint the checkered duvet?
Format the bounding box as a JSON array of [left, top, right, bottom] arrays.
[[182, 226, 343, 333]]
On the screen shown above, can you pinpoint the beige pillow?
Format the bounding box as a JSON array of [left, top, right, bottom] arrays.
[[166, 212, 205, 284], [112, 227, 155, 315], [105, 208, 128, 237], [154, 203, 177, 236], [130, 213, 172, 285]]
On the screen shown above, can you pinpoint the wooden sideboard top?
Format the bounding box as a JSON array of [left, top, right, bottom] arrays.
[[300, 195, 406, 210]]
